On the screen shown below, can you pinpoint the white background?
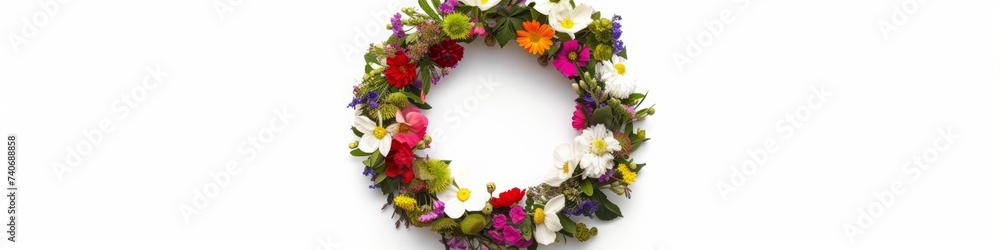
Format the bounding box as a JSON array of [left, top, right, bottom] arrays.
[[0, 0, 997, 249]]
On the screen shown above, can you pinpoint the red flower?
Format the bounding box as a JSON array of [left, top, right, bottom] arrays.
[[429, 40, 464, 68], [385, 52, 417, 89], [385, 140, 415, 183], [491, 187, 525, 208]]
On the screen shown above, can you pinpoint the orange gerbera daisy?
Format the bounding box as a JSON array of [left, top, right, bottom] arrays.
[[516, 20, 555, 55]]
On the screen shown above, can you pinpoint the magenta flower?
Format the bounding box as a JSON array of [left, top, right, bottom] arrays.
[[509, 205, 526, 225], [502, 225, 521, 244], [492, 213, 507, 228], [552, 40, 590, 78], [572, 103, 587, 130]]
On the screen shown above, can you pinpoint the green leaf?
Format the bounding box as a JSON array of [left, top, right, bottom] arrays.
[[364, 153, 384, 167], [634, 163, 646, 172], [557, 213, 577, 236], [589, 106, 614, 128], [351, 127, 364, 137], [420, 65, 432, 96], [374, 173, 387, 184], [525, 195, 535, 211], [580, 179, 594, 196], [418, 0, 441, 20], [519, 218, 533, 241], [618, 46, 628, 59], [350, 148, 372, 156], [364, 53, 378, 65], [593, 190, 623, 220], [432, 0, 441, 10], [631, 138, 650, 152]]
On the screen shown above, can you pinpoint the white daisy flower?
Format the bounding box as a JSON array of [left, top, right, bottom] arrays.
[[436, 166, 489, 218], [548, 4, 594, 39], [354, 110, 392, 157], [544, 143, 582, 187], [597, 55, 638, 99], [575, 124, 621, 179], [533, 195, 565, 245]]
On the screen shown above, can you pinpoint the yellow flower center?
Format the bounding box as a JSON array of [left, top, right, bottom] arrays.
[[373, 126, 387, 139], [559, 18, 574, 29], [457, 188, 471, 202], [614, 63, 626, 75], [567, 51, 578, 61], [591, 138, 607, 155], [533, 208, 545, 224], [562, 161, 570, 174], [481, 0, 488, 4]]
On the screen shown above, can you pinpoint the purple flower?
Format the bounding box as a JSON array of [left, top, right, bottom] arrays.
[[612, 15, 625, 54], [442, 236, 468, 250], [509, 205, 526, 225], [493, 213, 507, 228], [348, 91, 379, 109], [418, 212, 439, 223], [598, 167, 616, 182], [391, 13, 405, 38], [564, 200, 599, 218], [439, 0, 458, 14], [433, 200, 445, 215]]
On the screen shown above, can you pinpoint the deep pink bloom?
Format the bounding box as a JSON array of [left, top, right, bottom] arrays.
[[502, 225, 521, 245], [572, 103, 587, 130], [509, 205, 526, 225], [392, 106, 428, 148], [552, 40, 590, 78], [492, 213, 507, 229]]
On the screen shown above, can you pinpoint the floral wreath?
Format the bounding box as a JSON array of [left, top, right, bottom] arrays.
[[347, 0, 654, 249]]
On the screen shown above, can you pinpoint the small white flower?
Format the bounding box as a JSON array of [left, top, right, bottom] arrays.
[[548, 4, 593, 39], [531, 0, 571, 15], [436, 166, 489, 218], [533, 195, 565, 245], [354, 110, 392, 157], [596, 55, 637, 99], [575, 124, 621, 179], [544, 143, 582, 187], [461, 0, 502, 11]]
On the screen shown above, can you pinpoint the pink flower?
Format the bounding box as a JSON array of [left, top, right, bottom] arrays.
[[471, 26, 487, 36], [503, 225, 521, 245], [493, 213, 507, 229], [572, 103, 587, 130], [389, 106, 428, 148], [552, 40, 590, 78], [509, 205, 526, 225]]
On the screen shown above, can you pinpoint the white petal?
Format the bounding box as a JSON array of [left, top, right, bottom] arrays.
[[354, 115, 376, 133], [571, 5, 594, 23], [544, 213, 562, 232], [604, 136, 622, 152], [544, 195, 565, 214], [358, 134, 380, 153], [534, 224, 557, 245], [544, 168, 569, 187], [385, 123, 400, 135], [438, 184, 459, 201], [464, 191, 489, 212], [451, 167, 468, 188], [379, 137, 392, 156], [444, 199, 465, 219], [459, 0, 476, 6]]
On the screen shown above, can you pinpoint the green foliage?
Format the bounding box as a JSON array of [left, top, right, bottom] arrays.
[[418, 0, 441, 20], [593, 189, 623, 220], [489, 4, 531, 47], [580, 179, 594, 196]]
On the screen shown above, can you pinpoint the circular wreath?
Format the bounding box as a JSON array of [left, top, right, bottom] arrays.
[[347, 0, 654, 249]]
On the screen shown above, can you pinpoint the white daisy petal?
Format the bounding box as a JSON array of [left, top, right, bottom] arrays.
[[358, 134, 380, 153], [534, 223, 557, 245], [544, 214, 562, 232], [444, 199, 465, 219], [379, 137, 392, 156], [544, 195, 565, 214], [354, 115, 376, 133]]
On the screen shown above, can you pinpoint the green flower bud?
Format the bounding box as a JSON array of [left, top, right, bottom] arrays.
[[537, 54, 550, 66], [416, 141, 427, 150], [442, 13, 472, 40], [486, 182, 496, 194], [637, 129, 646, 140], [460, 214, 486, 235], [610, 181, 626, 196], [647, 107, 655, 115], [592, 44, 613, 61], [349, 141, 359, 149], [484, 36, 497, 47], [482, 203, 493, 215]]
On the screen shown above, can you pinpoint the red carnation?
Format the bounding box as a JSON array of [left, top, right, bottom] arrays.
[[429, 40, 464, 68], [491, 187, 526, 208], [385, 52, 417, 89], [385, 140, 415, 183]]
